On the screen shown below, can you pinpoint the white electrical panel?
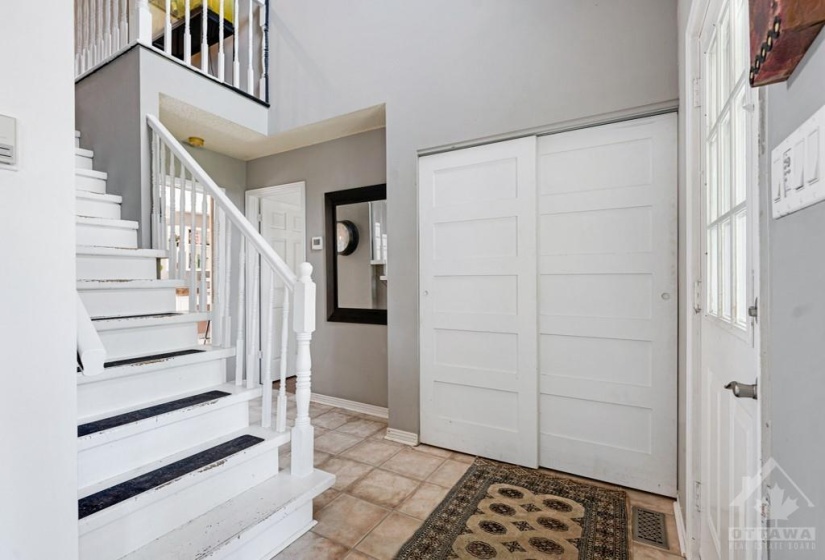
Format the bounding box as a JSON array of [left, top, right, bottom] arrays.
[[772, 104, 824, 218], [0, 114, 16, 166]]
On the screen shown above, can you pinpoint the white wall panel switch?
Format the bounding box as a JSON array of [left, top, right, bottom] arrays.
[[772, 104, 825, 218], [0, 114, 17, 167]]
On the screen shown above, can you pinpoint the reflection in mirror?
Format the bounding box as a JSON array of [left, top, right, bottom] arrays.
[[325, 185, 387, 324]]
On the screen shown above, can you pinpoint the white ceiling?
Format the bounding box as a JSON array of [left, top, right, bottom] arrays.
[[159, 96, 386, 161]]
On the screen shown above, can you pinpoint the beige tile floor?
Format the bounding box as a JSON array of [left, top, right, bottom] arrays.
[[253, 392, 684, 559]]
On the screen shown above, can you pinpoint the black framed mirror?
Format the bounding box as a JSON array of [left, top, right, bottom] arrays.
[[325, 184, 387, 324]]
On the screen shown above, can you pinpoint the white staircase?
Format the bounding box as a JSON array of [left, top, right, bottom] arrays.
[[74, 130, 333, 560]]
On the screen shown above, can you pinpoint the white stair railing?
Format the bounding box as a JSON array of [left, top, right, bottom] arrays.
[[147, 114, 316, 477], [75, 0, 269, 102]]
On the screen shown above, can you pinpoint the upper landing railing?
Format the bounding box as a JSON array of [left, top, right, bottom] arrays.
[[75, 0, 268, 102]]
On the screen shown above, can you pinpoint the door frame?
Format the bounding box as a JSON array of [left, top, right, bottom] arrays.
[[245, 181, 307, 382], [684, 0, 764, 556]]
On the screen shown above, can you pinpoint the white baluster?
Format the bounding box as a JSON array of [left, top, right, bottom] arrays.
[[119, 0, 128, 50], [189, 178, 197, 311], [247, 253, 260, 389], [160, 148, 167, 256], [75, 0, 82, 75], [90, 0, 97, 65], [218, 0, 226, 81], [112, 0, 120, 52], [97, 0, 104, 63], [232, 0, 240, 87], [200, 189, 208, 313], [247, 0, 254, 94], [164, 0, 172, 55], [258, 0, 266, 100], [169, 146, 177, 277], [212, 207, 222, 346], [184, 0, 191, 64], [201, 0, 208, 73], [152, 133, 161, 249], [261, 268, 275, 428], [177, 158, 186, 279], [234, 241, 246, 385], [84, 0, 92, 71], [223, 223, 233, 349], [104, 0, 112, 58], [276, 288, 289, 433], [291, 263, 316, 477]]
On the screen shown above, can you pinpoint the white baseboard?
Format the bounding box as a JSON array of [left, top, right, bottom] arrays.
[[674, 498, 687, 556], [384, 428, 419, 447], [310, 393, 388, 419]]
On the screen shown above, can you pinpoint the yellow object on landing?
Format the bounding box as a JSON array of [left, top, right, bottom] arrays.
[[150, 0, 235, 24]]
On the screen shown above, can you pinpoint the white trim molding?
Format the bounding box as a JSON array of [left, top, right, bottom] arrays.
[[310, 393, 388, 419], [384, 428, 419, 447], [674, 498, 687, 556]]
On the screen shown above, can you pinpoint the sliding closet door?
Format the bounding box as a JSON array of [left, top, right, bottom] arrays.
[[537, 115, 677, 496], [419, 137, 538, 468]]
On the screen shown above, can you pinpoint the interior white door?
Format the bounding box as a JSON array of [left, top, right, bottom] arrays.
[[536, 115, 678, 496], [419, 137, 538, 468], [698, 0, 761, 557], [252, 184, 306, 381]]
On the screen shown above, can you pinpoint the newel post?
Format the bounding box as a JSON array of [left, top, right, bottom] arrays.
[[291, 262, 316, 477], [130, 0, 153, 46]]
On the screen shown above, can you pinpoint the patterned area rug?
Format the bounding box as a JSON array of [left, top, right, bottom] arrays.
[[396, 458, 628, 559]]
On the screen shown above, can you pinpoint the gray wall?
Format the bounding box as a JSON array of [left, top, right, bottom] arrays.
[[267, 0, 679, 433], [763, 32, 825, 560], [247, 129, 388, 407]]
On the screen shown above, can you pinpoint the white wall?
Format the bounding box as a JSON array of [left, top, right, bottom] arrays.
[[0, 1, 78, 558], [268, 0, 680, 433]]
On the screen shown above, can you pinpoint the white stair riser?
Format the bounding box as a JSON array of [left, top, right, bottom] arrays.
[[76, 154, 94, 170], [78, 358, 227, 419], [79, 444, 280, 560], [79, 400, 250, 488], [208, 502, 313, 560], [77, 254, 156, 281], [75, 138, 81, 148], [77, 222, 138, 249], [79, 287, 177, 318], [76, 197, 121, 220], [99, 322, 200, 361], [76, 174, 107, 194]]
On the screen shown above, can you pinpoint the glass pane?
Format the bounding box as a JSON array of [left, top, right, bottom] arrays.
[[719, 116, 732, 216], [708, 133, 719, 221], [735, 210, 748, 326], [720, 9, 731, 100], [708, 225, 719, 316], [733, 91, 748, 205], [721, 218, 732, 320]]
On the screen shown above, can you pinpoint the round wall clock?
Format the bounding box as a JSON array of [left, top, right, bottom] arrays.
[[336, 220, 359, 255]]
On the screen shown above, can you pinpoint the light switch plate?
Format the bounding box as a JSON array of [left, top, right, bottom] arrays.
[[0, 114, 17, 167], [772, 103, 825, 218], [311, 236, 324, 251]]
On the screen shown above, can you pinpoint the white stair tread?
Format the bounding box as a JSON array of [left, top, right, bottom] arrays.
[[79, 426, 287, 535], [76, 130, 81, 138], [76, 191, 122, 204], [77, 279, 184, 290], [79, 426, 289, 501], [122, 468, 334, 560], [76, 168, 107, 180], [76, 147, 94, 158], [92, 312, 210, 331], [77, 346, 235, 385], [77, 216, 139, 230], [76, 245, 164, 257], [78, 383, 261, 443]]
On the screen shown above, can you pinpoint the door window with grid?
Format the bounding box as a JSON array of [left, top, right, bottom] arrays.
[[704, 0, 753, 329]]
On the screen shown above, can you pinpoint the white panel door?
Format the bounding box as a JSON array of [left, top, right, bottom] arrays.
[[419, 137, 538, 468], [536, 115, 678, 496], [699, 0, 761, 557]]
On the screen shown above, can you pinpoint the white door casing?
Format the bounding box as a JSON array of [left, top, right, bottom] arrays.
[[696, 0, 761, 558], [247, 183, 307, 382], [536, 115, 678, 496], [419, 137, 539, 468]]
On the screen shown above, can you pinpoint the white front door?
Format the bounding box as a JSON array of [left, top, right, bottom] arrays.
[[536, 115, 678, 496], [698, 0, 761, 557], [247, 183, 306, 381], [419, 137, 539, 468]]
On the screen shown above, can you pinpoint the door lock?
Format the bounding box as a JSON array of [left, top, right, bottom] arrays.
[[724, 380, 758, 400]]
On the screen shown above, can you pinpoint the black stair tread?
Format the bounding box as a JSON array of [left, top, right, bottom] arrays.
[[92, 312, 184, 321], [78, 434, 264, 519], [104, 348, 205, 369], [78, 390, 230, 437]]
